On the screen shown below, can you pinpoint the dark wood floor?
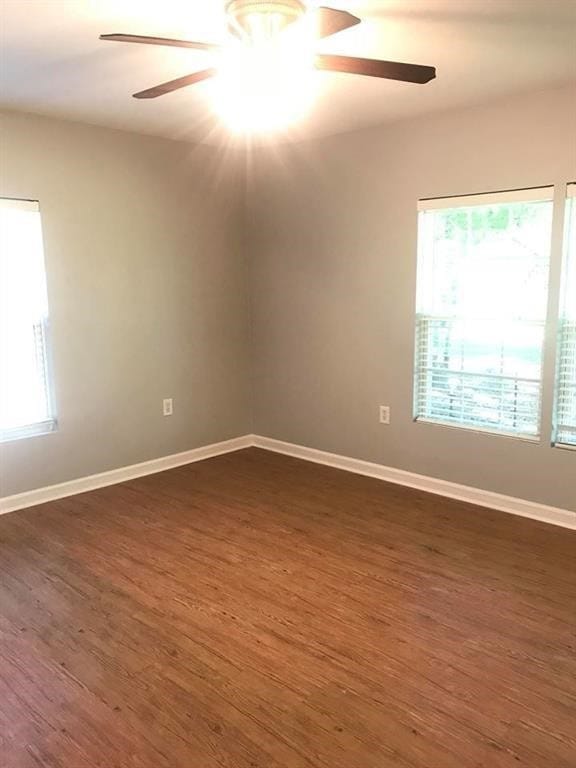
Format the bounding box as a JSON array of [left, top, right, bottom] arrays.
[[1, 448, 575, 768]]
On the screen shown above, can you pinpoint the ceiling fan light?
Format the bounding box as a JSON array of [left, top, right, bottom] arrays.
[[212, 35, 317, 133], [226, 0, 307, 41]]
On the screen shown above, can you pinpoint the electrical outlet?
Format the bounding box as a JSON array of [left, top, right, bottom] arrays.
[[379, 405, 390, 424], [163, 398, 173, 417]]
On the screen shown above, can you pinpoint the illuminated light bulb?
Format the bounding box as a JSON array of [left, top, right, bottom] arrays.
[[226, 1, 307, 41], [213, 5, 317, 133]]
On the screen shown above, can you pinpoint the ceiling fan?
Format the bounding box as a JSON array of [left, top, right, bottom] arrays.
[[100, 0, 436, 100]]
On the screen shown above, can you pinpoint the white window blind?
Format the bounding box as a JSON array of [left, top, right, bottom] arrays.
[[553, 184, 576, 447], [0, 198, 56, 442], [414, 188, 554, 439]]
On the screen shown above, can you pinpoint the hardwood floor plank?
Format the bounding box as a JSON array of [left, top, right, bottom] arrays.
[[1, 447, 575, 767]]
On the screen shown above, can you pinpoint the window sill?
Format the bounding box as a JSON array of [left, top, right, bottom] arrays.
[[553, 442, 576, 452], [414, 416, 540, 443], [0, 419, 57, 444]]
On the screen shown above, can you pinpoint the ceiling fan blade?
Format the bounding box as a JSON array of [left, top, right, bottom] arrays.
[[133, 68, 217, 99], [100, 34, 221, 53], [315, 54, 436, 83], [314, 7, 361, 38]]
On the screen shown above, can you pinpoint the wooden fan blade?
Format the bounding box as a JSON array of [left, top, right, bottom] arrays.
[[315, 54, 436, 83], [100, 34, 221, 53], [133, 68, 217, 99], [314, 7, 361, 38]]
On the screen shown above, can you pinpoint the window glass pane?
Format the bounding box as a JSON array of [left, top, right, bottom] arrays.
[[0, 199, 55, 440], [415, 192, 553, 439], [554, 187, 576, 447]]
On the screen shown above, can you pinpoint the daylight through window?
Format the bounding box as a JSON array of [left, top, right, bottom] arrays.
[[0, 198, 56, 441], [553, 184, 576, 447], [414, 188, 554, 439]]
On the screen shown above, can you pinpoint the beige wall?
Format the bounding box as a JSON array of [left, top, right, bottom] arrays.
[[248, 85, 576, 511], [2, 87, 575, 511], [0, 112, 251, 496]]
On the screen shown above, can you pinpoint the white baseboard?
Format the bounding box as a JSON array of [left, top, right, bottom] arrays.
[[0, 435, 253, 515], [252, 435, 576, 531], [2, 433, 574, 530]]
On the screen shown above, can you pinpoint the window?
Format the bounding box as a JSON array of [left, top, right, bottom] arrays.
[[553, 184, 576, 447], [414, 188, 554, 439], [0, 198, 56, 441]]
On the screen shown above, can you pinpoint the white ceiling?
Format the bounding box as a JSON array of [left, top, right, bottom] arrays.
[[1, 0, 575, 145]]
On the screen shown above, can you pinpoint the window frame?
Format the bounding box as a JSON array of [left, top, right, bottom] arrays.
[[552, 183, 576, 450], [0, 197, 57, 444], [413, 185, 555, 441]]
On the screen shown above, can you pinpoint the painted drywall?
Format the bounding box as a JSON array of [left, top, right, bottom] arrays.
[[2, 87, 575, 511], [248, 84, 576, 512], [0, 112, 251, 496]]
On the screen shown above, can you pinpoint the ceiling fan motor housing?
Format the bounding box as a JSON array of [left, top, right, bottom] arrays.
[[226, 0, 307, 38]]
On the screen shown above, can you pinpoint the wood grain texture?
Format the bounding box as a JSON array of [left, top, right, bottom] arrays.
[[314, 54, 436, 83], [99, 34, 220, 52], [1, 447, 575, 767], [314, 7, 361, 39], [133, 69, 216, 99]]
